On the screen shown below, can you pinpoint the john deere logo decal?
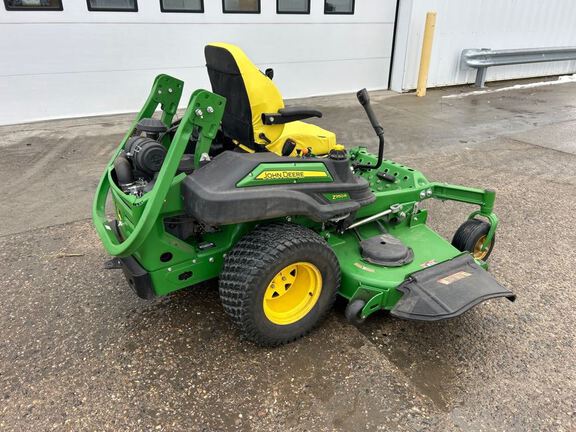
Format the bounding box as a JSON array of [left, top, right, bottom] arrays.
[[236, 163, 333, 187], [256, 170, 328, 180]]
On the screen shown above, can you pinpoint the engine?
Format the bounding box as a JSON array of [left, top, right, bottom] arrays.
[[114, 118, 194, 197]]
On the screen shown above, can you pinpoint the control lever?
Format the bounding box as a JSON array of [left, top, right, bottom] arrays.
[[354, 88, 384, 170]]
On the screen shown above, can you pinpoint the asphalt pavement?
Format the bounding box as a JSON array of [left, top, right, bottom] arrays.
[[1, 77, 575, 431]]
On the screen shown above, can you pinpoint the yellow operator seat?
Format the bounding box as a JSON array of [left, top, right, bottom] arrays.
[[204, 43, 339, 156]]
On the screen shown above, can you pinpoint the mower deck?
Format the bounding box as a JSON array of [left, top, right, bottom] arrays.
[[330, 219, 511, 321]]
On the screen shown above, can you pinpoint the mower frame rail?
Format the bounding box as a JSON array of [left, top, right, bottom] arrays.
[[92, 75, 226, 257]]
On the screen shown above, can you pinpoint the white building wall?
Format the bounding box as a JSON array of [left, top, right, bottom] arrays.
[[0, 0, 397, 125], [390, 0, 576, 92]]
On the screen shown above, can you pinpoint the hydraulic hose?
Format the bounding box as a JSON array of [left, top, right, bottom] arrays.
[[113, 154, 133, 187]]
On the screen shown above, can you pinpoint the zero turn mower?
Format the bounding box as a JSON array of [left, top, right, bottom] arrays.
[[93, 43, 515, 346]]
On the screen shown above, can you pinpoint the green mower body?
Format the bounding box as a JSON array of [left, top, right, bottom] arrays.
[[93, 73, 515, 345]]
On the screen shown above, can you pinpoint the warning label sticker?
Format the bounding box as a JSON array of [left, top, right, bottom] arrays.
[[437, 271, 471, 285], [354, 262, 375, 273]]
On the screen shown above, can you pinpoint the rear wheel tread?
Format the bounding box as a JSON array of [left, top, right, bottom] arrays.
[[219, 223, 340, 346]]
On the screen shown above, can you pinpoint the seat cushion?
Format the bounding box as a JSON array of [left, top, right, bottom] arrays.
[[265, 121, 337, 156]]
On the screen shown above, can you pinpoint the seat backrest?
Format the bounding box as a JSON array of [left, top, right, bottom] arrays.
[[205, 43, 285, 148]]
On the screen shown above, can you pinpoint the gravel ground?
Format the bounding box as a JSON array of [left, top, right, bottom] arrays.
[[1, 80, 575, 431], [362, 137, 576, 431], [0, 222, 440, 431]]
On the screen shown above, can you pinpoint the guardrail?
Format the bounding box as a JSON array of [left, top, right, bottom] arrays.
[[461, 47, 576, 88]]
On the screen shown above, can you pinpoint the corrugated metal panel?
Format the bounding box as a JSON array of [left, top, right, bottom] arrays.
[[0, 0, 397, 125], [391, 0, 576, 91]]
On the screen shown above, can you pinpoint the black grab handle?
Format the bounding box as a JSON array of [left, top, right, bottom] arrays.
[[355, 88, 385, 170], [357, 88, 370, 106], [357, 89, 384, 136]]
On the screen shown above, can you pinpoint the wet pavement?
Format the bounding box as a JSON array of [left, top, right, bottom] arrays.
[[1, 78, 575, 431]]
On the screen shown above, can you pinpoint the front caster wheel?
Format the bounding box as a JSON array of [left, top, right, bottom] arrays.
[[219, 223, 340, 346], [345, 299, 366, 326], [451, 219, 495, 261]]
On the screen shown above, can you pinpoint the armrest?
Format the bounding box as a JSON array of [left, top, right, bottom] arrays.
[[262, 107, 323, 125]]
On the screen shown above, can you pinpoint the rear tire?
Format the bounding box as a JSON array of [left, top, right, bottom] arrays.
[[451, 219, 495, 261], [219, 223, 340, 346]]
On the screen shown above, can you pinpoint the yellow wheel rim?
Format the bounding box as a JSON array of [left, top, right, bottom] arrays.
[[473, 235, 491, 260], [262, 262, 322, 325]]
